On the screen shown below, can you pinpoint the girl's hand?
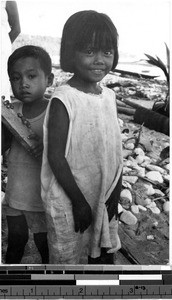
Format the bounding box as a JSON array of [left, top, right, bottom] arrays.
[[28, 133, 43, 158], [72, 199, 92, 233]]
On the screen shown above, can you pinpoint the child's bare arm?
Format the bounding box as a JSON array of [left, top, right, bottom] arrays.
[[48, 98, 92, 233]]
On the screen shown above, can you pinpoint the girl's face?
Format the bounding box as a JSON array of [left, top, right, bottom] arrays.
[[73, 45, 115, 85], [9, 57, 50, 103]]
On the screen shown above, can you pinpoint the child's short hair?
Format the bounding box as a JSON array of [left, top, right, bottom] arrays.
[[60, 10, 119, 73], [8, 45, 52, 76]]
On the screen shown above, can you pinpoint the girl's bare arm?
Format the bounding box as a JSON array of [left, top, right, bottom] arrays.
[[48, 98, 92, 233]]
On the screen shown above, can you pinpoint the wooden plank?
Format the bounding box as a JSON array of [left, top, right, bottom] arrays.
[[110, 69, 159, 79], [1, 100, 37, 154], [118, 211, 169, 265], [115, 249, 132, 265]]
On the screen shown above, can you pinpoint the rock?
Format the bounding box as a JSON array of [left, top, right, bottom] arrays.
[[124, 158, 138, 169], [135, 155, 145, 165], [163, 201, 169, 213], [123, 166, 132, 175], [121, 133, 129, 141], [125, 142, 135, 150], [144, 156, 152, 162], [123, 149, 133, 158], [118, 118, 124, 127], [138, 204, 147, 211], [134, 147, 145, 156], [149, 206, 161, 214], [1, 191, 5, 204], [146, 201, 157, 208], [122, 181, 132, 189], [118, 203, 124, 214], [120, 189, 132, 202], [128, 156, 138, 164], [141, 156, 152, 167], [152, 221, 158, 228], [146, 164, 166, 174], [136, 197, 151, 206], [146, 171, 163, 183], [119, 210, 138, 225], [143, 184, 155, 196], [136, 166, 145, 177], [147, 235, 154, 240], [154, 189, 165, 197], [120, 189, 132, 209], [131, 204, 139, 214], [123, 175, 138, 184]]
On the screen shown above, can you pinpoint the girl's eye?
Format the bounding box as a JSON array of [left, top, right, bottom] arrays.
[[104, 50, 113, 56], [85, 48, 94, 55], [88, 50, 93, 54], [28, 74, 36, 79]]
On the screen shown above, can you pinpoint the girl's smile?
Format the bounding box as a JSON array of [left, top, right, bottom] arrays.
[[91, 69, 105, 75]]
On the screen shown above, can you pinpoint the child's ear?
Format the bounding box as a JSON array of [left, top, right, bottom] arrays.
[[47, 73, 54, 87]]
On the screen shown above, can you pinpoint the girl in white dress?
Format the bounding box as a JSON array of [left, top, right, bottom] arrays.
[[41, 10, 123, 264]]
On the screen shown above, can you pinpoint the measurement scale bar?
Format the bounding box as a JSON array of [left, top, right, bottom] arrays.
[[0, 284, 172, 299], [0, 266, 171, 299]]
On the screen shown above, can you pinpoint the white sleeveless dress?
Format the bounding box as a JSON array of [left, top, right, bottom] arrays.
[[41, 84, 123, 264]]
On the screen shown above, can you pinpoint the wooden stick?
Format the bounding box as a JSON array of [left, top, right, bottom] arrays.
[[121, 98, 144, 109], [117, 106, 136, 115]]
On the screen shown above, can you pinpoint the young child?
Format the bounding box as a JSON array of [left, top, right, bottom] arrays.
[[41, 10, 123, 264], [2, 45, 54, 263]]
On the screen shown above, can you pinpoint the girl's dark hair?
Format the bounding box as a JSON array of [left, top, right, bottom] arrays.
[[8, 45, 52, 76], [60, 10, 119, 73]]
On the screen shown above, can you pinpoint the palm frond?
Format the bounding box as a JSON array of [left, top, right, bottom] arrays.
[[144, 54, 159, 67], [156, 56, 169, 82], [165, 43, 170, 75], [144, 52, 169, 83]]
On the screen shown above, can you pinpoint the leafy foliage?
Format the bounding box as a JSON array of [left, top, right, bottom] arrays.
[[144, 43, 170, 84], [145, 44, 170, 117]]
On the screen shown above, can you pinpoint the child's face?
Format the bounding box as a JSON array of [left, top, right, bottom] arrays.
[[73, 46, 114, 84], [9, 57, 50, 103]]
